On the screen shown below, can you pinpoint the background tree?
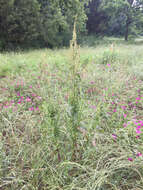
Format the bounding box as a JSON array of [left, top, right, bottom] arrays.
[[86, 0, 108, 35], [100, 0, 143, 40], [38, 0, 89, 47], [0, 0, 40, 49], [8, 0, 40, 45], [0, 0, 14, 48], [0, 0, 89, 49]]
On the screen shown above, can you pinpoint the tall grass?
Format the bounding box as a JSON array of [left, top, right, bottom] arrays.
[[0, 35, 143, 189]]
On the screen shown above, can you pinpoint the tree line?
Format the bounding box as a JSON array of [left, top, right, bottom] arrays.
[[87, 0, 143, 41], [0, 0, 143, 50]]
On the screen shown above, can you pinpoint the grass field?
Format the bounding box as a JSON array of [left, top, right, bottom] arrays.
[[0, 38, 143, 190]]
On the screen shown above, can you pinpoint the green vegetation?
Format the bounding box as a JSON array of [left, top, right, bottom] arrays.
[[0, 0, 143, 189], [1, 0, 143, 50], [0, 37, 143, 189], [0, 0, 88, 49], [100, 0, 143, 41]]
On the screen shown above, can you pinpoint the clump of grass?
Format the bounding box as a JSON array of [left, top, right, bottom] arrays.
[[98, 44, 119, 65]]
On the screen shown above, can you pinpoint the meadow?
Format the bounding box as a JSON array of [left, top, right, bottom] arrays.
[[0, 37, 143, 190]]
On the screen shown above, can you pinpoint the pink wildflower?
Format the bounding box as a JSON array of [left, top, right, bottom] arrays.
[[121, 106, 126, 110], [112, 134, 117, 140], [10, 100, 14, 104], [136, 97, 140, 101], [128, 157, 133, 162], [90, 105, 96, 110], [37, 96, 42, 100], [17, 92, 20, 96], [134, 121, 139, 126], [29, 107, 34, 111], [136, 128, 142, 134], [13, 106, 17, 112], [136, 125, 141, 129], [26, 97, 31, 102], [4, 105, 9, 109], [123, 114, 127, 118], [136, 152, 142, 157], [35, 107, 39, 111], [138, 121, 143, 126], [31, 93, 36, 97], [123, 123, 127, 128]]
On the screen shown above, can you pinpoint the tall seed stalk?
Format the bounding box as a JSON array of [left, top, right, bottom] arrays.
[[69, 17, 81, 160]]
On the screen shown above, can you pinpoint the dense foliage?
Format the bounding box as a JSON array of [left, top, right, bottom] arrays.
[[0, 0, 88, 49], [0, 0, 143, 49], [87, 0, 143, 40]]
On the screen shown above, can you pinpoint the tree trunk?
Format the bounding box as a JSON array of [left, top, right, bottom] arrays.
[[124, 0, 134, 41], [125, 21, 129, 41], [125, 16, 130, 41]]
